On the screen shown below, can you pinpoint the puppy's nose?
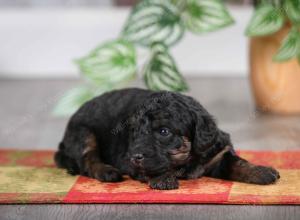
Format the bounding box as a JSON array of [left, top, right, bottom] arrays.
[[130, 154, 144, 167]]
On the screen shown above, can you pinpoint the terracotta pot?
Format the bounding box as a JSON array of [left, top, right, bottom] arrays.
[[250, 23, 300, 114]]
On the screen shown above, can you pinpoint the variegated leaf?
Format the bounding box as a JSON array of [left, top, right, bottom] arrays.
[[53, 86, 96, 116], [246, 4, 285, 36], [284, 0, 300, 24], [181, 0, 234, 34], [143, 43, 188, 92], [77, 39, 137, 85], [122, 0, 184, 46], [274, 27, 300, 62]]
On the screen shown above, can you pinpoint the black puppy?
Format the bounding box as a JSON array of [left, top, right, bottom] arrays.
[[55, 88, 280, 190]]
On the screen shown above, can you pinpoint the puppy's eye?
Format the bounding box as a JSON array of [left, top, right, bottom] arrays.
[[159, 127, 170, 137]]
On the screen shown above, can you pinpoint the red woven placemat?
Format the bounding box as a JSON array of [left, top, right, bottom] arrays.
[[0, 149, 299, 204]]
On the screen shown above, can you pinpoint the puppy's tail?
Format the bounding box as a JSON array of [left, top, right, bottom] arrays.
[[54, 142, 79, 175]]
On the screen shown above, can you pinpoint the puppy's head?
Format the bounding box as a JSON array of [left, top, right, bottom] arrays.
[[127, 91, 222, 177]]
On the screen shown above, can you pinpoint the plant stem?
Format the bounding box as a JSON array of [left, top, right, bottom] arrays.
[[172, 0, 188, 14]]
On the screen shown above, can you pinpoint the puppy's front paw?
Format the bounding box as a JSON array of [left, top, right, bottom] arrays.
[[91, 165, 123, 182], [228, 157, 280, 185], [149, 175, 179, 190], [247, 165, 280, 185]]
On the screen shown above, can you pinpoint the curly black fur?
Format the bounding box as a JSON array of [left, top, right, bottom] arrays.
[[55, 88, 280, 190]]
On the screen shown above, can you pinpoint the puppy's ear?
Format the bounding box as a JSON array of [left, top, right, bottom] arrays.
[[182, 96, 219, 155], [191, 111, 219, 155]]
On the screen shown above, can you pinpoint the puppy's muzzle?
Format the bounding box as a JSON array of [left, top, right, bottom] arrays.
[[130, 154, 144, 167], [168, 137, 191, 165]]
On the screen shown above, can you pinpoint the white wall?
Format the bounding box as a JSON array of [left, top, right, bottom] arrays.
[[0, 6, 252, 78]]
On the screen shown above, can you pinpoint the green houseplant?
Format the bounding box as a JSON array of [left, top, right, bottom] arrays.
[[54, 0, 234, 116], [54, 0, 300, 116], [246, 0, 300, 114]]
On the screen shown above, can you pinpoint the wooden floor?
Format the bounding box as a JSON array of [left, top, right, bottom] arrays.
[[0, 78, 300, 220]]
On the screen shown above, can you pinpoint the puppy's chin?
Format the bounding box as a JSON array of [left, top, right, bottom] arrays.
[[143, 166, 170, 177], [169, 137, 191, 166], [171, 152, 189, 161], [170, 153, 190, 166], [130, 160, 170, 177]]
